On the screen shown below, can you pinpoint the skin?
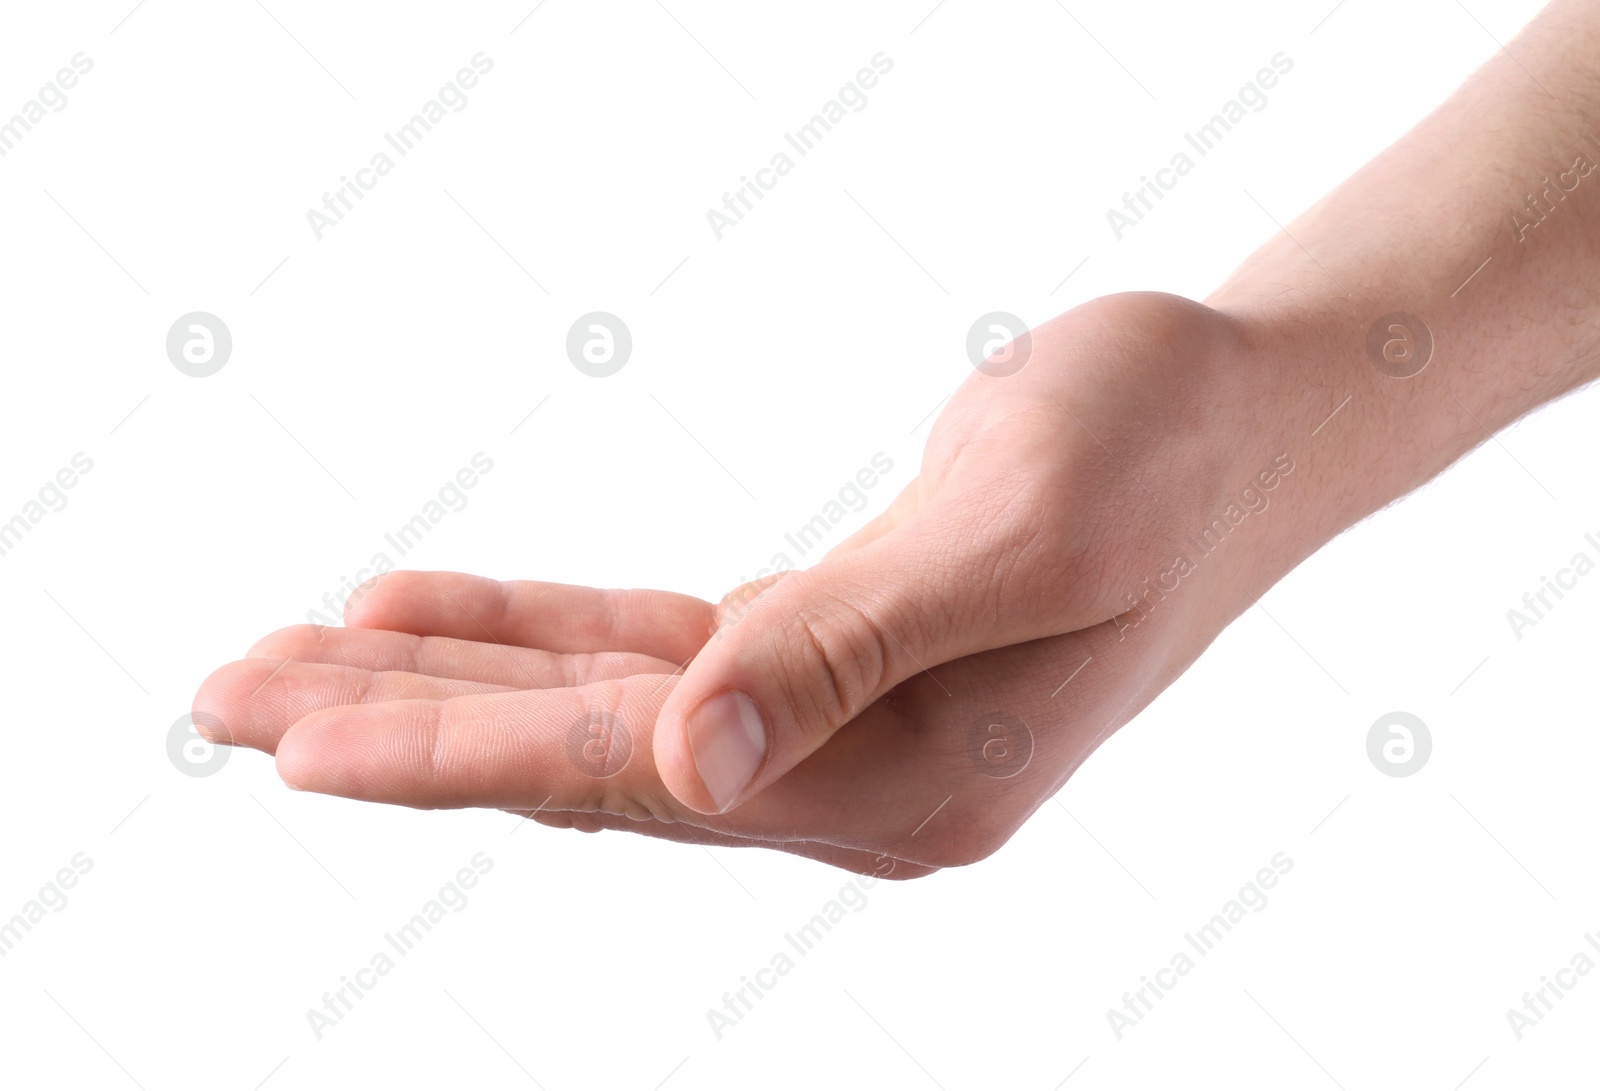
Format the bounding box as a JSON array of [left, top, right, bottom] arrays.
[[196, 0, 1600, 877]]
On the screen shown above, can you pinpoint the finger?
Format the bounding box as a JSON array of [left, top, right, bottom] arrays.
[[712, 571, 794, 633], [269, 613, 1142, 871], [342, 571, 716, 664], [651, 482, 1069, 815], [270, 672, 945, 852], [515, 810, 931, 879], [822, 475, 924, 558], [196, 657, 513, 753], [274, 676, 686, 812], [248, 624, 676, 689]]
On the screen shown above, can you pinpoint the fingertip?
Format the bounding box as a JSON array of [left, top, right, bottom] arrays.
[[652, 710, 720, 815], [654, 674, 772, 815], [652, 684, 722, 815], [686, 690, 767, 813], [274, 719, 320, 793], [190, 707, 232, 747], [275, 706, 369, 797], [192, 658, 288, 752], [276, 699, 449, 805], [340, 569, 409, 629]]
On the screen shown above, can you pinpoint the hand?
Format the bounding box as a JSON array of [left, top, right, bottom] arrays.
[[196, 0, 1600, 876], [195, 292, 1300, 875], [651, 291, 1295, 814]]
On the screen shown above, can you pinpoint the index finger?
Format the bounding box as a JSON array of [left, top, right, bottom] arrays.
[[344, 571, 716, 664]]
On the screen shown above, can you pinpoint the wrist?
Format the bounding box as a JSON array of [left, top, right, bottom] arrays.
[[1189, 299, 1407, 615]]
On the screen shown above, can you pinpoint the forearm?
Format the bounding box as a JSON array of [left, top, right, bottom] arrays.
[[1206, 0, 1600, 588]]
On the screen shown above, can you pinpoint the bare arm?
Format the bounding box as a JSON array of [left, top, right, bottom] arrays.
[[1209, 0, 1600, 590]]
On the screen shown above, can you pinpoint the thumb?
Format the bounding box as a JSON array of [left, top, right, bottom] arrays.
[[653, 506, 1051, 814]]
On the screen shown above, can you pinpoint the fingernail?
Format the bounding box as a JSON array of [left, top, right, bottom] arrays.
[[687, 690, 767, 812]]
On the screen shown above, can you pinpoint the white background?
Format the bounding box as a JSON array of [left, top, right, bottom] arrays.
[[1, 0, 1594, 1087]]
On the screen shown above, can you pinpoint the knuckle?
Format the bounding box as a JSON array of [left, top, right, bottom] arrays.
[[788, 587, 892, 729], [567, 683, 662, 818], [592, 586, 622, 646], [346, 670, 377, 704], [557, 651, 581, 690], [419, 701, 452, 787]]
